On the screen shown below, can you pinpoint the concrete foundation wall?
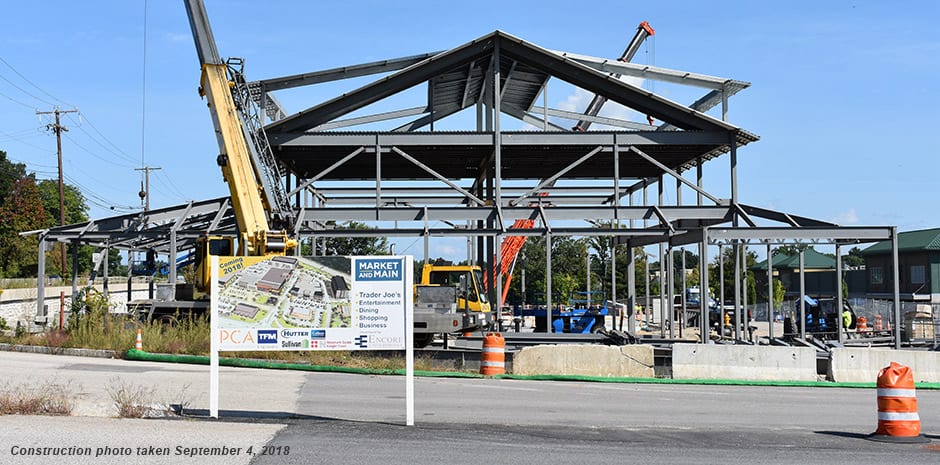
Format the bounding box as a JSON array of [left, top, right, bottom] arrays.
[[0, 285, 152, 329], [672, 344, 818, 381], [512, 344, 654, 378], [829, 348, 940, 383]]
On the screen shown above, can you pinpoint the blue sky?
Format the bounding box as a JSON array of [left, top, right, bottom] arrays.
[[0, 1, 937, 260]]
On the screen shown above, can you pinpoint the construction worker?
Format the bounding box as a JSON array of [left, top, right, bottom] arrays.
[[843, 307, 852, 330]]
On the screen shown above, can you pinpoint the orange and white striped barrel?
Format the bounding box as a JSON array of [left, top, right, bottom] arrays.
[[872, 362, 925, 442], [480, 332, 505, 376], [857, 316, 868, 332]]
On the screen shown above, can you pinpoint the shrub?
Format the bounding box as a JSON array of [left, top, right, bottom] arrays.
[[0, 381, 75, 416]]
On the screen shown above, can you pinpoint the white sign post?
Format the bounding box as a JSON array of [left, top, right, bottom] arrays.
[[209, 255, 414, 425]]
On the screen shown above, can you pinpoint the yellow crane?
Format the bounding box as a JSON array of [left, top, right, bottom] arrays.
[[184, 0, 296, 297]]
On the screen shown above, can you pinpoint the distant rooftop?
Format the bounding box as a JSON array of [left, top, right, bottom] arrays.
[[861, 227, 940, 255]]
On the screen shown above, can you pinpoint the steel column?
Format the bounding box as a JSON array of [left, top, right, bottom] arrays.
[[699, 232, 709, 342], [892, 227, 901, 350], [799, 250, 806, 340], [836, 244, 844, 344], [767, 244, 774, 340], [36, 234, 47, 322], [545, 233, 552, 333]]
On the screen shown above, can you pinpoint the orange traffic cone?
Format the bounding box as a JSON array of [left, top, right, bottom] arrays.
[[869, 362, 929, 443], [135, 328, 143, 351]]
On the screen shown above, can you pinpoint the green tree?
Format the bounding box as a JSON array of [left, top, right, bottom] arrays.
[[508, 236, 587, 305], [774, 244, 812, 256], [36, 179, 88, 226], [36, 179, 91, 278], [301, 221, 390, 256], [708, 246, 758, 304], [0, 151, 28, 204], [843, 246, 865, 268], [773, 278, 785, 309], [0, 176, 46, 277]]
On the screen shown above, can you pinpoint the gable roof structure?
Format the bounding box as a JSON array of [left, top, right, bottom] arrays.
[[261, 30, 757, 182], [750, 248, 837, 271], [861, 227, 940, 255], [267, 31, 746, 135]]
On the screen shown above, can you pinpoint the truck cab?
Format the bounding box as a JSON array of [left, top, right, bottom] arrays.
[[420, 263, 492, 324]]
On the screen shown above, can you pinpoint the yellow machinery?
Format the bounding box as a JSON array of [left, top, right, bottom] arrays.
[[184, 0, 296, 298]]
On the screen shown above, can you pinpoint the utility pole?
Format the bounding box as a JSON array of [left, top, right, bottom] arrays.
[[135, 166, 161, 212], [37, 107, 78, 278]]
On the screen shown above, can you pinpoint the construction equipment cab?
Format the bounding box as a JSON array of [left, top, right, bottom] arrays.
[[419, 261, 492, 329]]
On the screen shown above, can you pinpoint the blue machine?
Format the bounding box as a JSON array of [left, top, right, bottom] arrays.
[[514, 292, 609, 333]]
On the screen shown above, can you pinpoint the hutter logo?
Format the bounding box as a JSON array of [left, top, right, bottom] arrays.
[[257, 330, 278, 345], [354, 335, 369, 348]]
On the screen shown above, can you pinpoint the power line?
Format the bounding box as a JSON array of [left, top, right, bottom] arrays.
[[140, 0, 149, 169], [62, 173, 134, 210], [0, 56, 73, 107], [154, 170, 189, 201], [64, 113, 139, 165], [61, 132, 137, 169], [0, 71, 57, 107], [0, 88, 35, 109]]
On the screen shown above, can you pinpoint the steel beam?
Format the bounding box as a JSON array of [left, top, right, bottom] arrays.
[[705, 227, 893, 244], [254, 52, 443, 92], [390, 147, 485, 206], [555, 51, 749, 90], [530, 106, 656, 130], [628, 146, 723, 204], [509, 146, 604, 206], [268, 130, 737, 147], [312, 107, 427, 131]]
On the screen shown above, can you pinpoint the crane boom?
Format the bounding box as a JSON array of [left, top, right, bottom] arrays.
[[573, 21, 655, 131], [184, 0, 294, 257]]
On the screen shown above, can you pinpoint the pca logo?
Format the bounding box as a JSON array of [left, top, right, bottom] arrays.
[[354, 335, 368, 348], [257, 330, 278, 345]]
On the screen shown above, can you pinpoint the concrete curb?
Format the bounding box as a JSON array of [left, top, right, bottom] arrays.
[[0, 343, 118, 359]]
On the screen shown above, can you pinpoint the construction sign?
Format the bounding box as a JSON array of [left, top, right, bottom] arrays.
[[211, 255, 412, 351]]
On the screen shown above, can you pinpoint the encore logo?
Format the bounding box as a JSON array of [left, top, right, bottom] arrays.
[[220, 329, 255, 345]]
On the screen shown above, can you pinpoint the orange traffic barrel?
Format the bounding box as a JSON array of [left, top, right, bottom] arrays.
[[874, 314, 883, 331], [869, 362, 929, 443], [857, 316, 868, 332], [480, 332, 505, 376]]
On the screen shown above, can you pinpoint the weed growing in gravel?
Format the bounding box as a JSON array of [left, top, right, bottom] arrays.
[[0, 381, 75, 416], [106, 377, 157, 418]]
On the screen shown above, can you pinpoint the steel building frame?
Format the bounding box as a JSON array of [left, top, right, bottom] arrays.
[[26, 29, 902, 346]]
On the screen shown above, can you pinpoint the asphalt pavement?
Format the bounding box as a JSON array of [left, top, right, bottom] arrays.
[[0, 351, 938, 464]]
